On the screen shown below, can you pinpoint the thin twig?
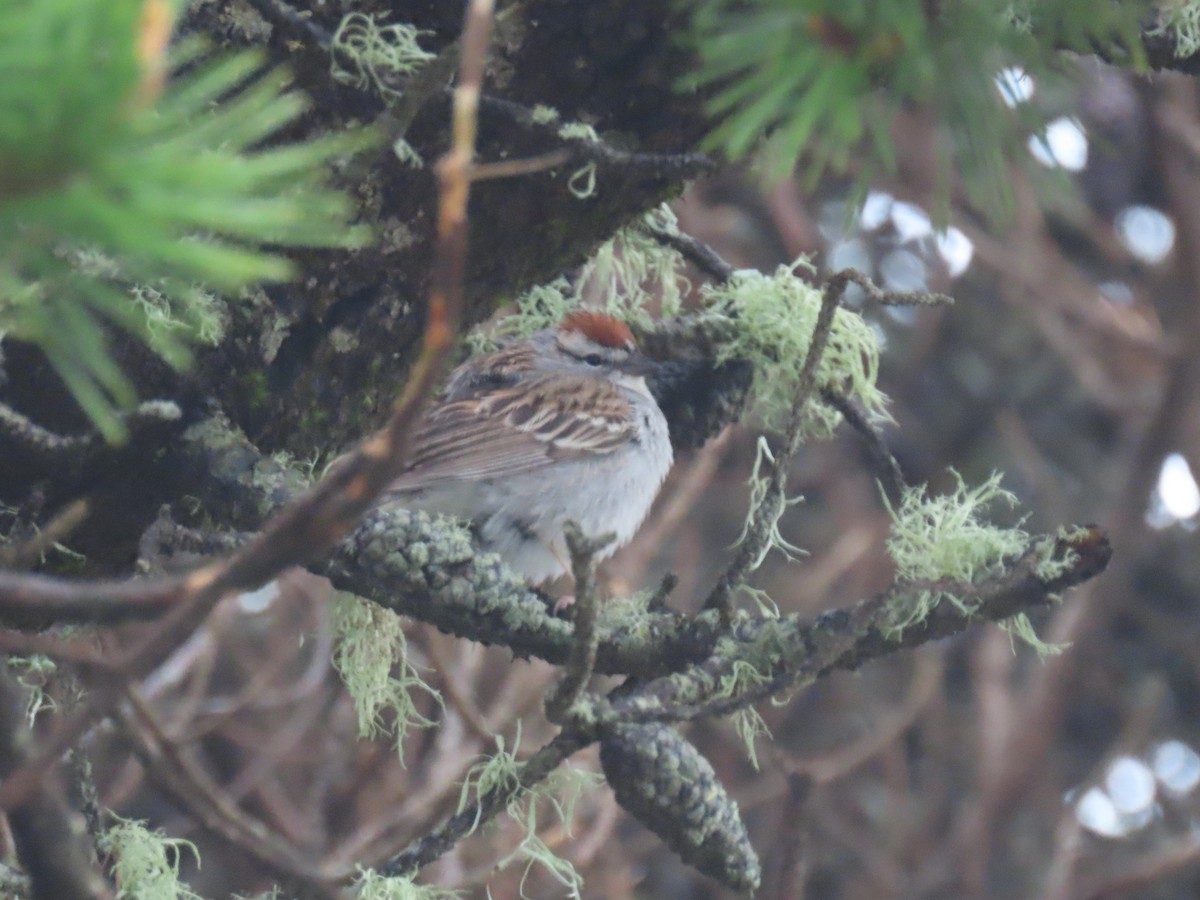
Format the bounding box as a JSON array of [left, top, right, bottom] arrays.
[[118, 686, 334, 894], [645, 224, 736, 284], [0, 0, 486, 816], [703, 273, 845, 623], [545, 523, 614, 724], [379, 730, 587, 877], [471, 93, 716, 178], [470, 148, 572, 182], [820, 387, 906, 504], [826, 267, 953, 307], [0, 500, 90, 571], [0, 399, 180, 465], [241, 0, 333, 47]]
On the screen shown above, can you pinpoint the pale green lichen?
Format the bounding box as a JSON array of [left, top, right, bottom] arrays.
[[596, 588, 656, 634], [884, 471, 1053, 651], [566, 164, 597, 199], [577, 205, 687, 324], [331, 13, 434, 100], [1002, 611, 1065, 657], [557, 122, 600, 199], [7, 654, 58, 724], [699, 261, 888, 435], [723, 661, 774, 770], [457, 726, 524, 833], [736, 436, 806, 571], [269, 449, 325, 483], [331, 593, 442, 757], [737, 584, 781, 618], [1152, 0, 1200, 57], [1032, 525, 1088, 582], [100, 816, 202, 900], [457, 725, 600, 898], [353, 869, 461, 900], [392, 137, 424, 169], [557, 122, 599, 142], [130, 283, 226, 348], [471, 277, 577, 352], [886, 472, 1026, 585], [531, 104, 561, 124], [498, 808, 583, 899], [469, 205, 688, 351]]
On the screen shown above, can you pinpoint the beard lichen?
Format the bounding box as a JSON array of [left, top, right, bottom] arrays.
[[351, 869, 462, 899], [468, 204, 688, 352], [456, 724, 600, 899], [100, 816, 202, 900], [882, 471, 1059, 653], [699, 261, 888, 436], [331, 592, 442, 757]]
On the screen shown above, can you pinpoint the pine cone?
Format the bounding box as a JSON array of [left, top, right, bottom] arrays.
[[599, 721, 760, 893]]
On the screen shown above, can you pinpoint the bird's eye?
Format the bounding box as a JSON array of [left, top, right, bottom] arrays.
[[584, 353, 604, 366]]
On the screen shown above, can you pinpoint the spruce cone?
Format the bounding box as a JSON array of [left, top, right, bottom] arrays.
[[599, 722, 760, 893]]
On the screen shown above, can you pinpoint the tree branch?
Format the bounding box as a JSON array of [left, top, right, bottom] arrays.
[[0, 0, 495, 815]]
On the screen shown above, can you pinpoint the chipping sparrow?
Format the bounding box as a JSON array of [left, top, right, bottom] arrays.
[[384, 311, 673, 585]]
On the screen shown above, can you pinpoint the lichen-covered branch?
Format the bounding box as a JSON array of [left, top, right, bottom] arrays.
[[379, 730, 588, 878], [611, 526, 1112, 724]]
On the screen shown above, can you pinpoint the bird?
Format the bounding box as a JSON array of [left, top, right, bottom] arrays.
[[383, 310, 674, 587]]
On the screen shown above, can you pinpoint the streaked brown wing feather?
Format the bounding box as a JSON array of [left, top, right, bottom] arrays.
[[390, 374, 634, 488], [442, 342, 537, 401]]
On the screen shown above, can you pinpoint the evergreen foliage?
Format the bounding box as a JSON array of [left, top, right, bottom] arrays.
[[682, 0, 1147, 215], [0, 1, 373, 440]]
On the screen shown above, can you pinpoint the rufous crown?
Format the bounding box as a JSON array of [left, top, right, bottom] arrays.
[[559, 310, 635, 349]]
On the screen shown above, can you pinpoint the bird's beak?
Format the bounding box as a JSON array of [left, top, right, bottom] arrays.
[[624, 352, 668, 378]]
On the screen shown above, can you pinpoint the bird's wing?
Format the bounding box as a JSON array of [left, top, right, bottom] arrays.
[[389, 374, 636, 489]]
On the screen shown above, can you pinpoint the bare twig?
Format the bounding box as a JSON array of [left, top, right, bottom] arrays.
[[645, 224, 736, 284], [820, 387, 907, 505], [470, 148, 572, 182], [470, 92, 715, 179], [545, 523, 614, 724], [827, 267, 953, 307]]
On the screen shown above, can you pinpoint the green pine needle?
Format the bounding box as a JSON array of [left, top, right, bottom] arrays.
[[0, 4, 376, 441]]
